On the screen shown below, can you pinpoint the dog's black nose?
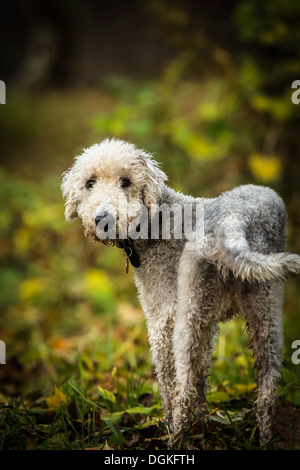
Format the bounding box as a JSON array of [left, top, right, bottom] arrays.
[[95, 211, 108, 225]]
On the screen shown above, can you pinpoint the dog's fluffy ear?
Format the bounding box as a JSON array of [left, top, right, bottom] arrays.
[[138, 151, 168, 207], [61, 168, 78, 220]]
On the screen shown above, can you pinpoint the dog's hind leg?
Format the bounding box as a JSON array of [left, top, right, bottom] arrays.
[[237, 280, 284, 447]]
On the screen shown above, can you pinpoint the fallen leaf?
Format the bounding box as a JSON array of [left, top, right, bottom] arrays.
[[97, 386, 116, 403], [45, 386, 67, 409]]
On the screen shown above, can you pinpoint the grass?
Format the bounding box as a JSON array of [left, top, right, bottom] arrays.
[[0, 350, 164, 450], [1, 318, 300, 450]]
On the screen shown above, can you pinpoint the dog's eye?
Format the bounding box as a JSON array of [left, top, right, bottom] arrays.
[[120, 177, 131, 189], [85, 179, 96, 190]]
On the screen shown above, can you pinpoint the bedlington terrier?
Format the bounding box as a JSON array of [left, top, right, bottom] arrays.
[[62, 138, 300, 448]]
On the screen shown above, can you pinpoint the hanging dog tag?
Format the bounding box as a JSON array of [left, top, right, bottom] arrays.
[[123, 247, 132, 274]]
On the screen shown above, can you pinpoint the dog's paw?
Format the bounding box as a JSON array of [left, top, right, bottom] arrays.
[[167, 427, 188, 450], [163, 412, 174, 433], [167, 433, 181, 450]]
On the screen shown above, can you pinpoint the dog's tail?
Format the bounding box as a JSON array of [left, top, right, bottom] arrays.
[[221, 249, 300, 282], [207, 219, 300, 282]]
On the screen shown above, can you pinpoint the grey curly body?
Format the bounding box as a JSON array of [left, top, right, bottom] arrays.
[[62, 138, 300, 448]]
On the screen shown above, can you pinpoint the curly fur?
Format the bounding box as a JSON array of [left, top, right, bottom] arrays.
[[62, 138, 300, 448]]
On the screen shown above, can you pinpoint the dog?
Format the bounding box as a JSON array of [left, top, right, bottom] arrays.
[[62, 138, 300, 447]]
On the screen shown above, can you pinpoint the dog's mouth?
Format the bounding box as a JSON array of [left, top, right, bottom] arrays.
[[90, 206, 147, 246], [89, 230, 117, 246], [93, 215, 126, 246], [96, 223, 117, 246]]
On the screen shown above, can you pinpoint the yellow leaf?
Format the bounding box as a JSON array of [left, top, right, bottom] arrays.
[[207, 391, 231, 402], [97, 386, 116, 403], [83, 269, 114, 297], [250, 95, 290, 120], [198, 102, 220, 121], [0, 393, 9, 406], [235, 353, 253, 369], [111, 366, 117, 379], [20, 278, 43, 302], [248, 153, 282, 183], [103, 440, 114, 450], [46, 386, 67, 409], [13, 227, 32, 256], [233, 383, 256, 396]]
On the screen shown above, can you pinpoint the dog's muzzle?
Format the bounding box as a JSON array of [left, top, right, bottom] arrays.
[[95, 210, 117, 242], [95, 211, 109, 225]]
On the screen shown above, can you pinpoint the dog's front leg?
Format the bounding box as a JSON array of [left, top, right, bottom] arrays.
[[168, 253, 219, 449], [146, 317, 176, 432], [169, 317, 218, 448]]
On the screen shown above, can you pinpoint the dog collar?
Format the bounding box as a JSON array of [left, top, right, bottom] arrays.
[[115, 239, 141, 273]]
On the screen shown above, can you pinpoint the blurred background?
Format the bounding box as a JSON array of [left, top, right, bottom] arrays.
[[0, 0, 300, 448]]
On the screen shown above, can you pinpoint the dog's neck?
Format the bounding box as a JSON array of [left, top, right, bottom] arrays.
[[116, 185, 206, 272], [160, 184, 196, 206]]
